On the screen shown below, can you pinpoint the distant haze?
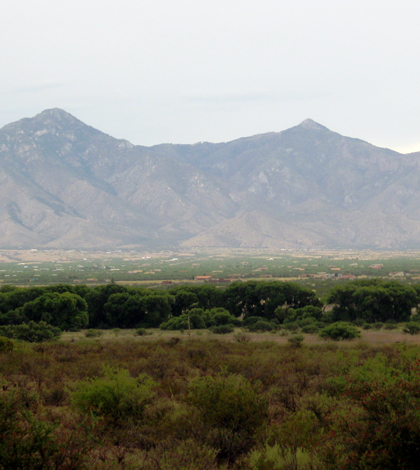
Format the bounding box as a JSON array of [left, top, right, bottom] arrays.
[[1, 0, 420, 152]]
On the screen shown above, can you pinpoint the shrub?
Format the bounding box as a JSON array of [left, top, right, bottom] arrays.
[[135, 328, 148, 336], [0, 394, 90, 469], [297, 316, 317, 327], [0, 336, 14, 353], [233, 332, 251, 343], [247, 320, 275, 332], [188, 374, 268, 463], [243, 316, 265, 326], [85, 329, 103, 338], [372, 322, 383, 330], [384, 322, 398, 330], [288, 335, 304, 348], [403, 322, 420, 335], [160, 311, 206, 330], [0, 321, 61, 342], [211, 309, 240, 327], [319, 322, 360, 341], [211, 324, 234, 334], [283, 321, 299, 331], [71, 366, 157, 424], [322, 357, 420, 469], [301, 324, 319, 334]]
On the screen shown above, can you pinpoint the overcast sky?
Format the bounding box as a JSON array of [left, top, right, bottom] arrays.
[[2, 0, 420, 152]]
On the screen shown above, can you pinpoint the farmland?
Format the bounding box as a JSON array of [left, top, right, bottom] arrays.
[[2, 248, 420, 298]]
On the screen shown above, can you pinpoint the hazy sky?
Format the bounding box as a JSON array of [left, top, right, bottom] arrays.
[[2, 0, 420, 152]]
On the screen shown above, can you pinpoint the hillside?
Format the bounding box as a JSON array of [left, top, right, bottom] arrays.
[[1, 109, 420, 249]]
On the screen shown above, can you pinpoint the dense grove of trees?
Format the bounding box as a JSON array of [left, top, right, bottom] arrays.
[[327, 279, 419, 323], [0, 280, 419, 340]]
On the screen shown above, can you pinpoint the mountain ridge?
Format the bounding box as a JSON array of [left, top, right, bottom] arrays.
[[1, 108, 420, 249]]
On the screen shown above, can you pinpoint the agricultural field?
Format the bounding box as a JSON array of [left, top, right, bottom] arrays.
[[2, 248, 420, 298]]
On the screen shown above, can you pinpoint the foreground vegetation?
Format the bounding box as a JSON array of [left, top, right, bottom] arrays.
[[2, 277, 420, 468], [2, 337, 420, 469]]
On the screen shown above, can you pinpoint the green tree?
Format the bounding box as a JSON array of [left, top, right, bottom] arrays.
[[23, 292, 88, 330], [328, 280, 418, 323], [85, 284, 129, 328], [171, 289, 198, 316], [223, 281, 321, 319]]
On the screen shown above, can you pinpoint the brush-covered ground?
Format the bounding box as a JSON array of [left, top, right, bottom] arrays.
[[2, 333, 420, 469]]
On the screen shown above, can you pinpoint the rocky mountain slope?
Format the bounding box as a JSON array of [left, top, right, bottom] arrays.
[[1, 108, 420, 249]]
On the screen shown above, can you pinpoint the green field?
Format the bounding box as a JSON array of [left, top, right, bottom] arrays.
[[2, 249, 420, 299]]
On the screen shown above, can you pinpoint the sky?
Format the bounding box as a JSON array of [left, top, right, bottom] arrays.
[[2, 0, 420, 152]]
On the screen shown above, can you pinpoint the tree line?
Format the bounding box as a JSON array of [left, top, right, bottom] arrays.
[[0, 279, 419, 340]]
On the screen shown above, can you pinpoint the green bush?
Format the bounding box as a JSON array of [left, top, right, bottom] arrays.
[[301, 324, 319, 334], [403, 322, 420, 335], [160, 310, 207, 330], [243, 316, 265, 326], [288, 335, 305, 348], [233, 332, 251, 343], [283, 321, 299, 331], [0, 336, 14, 353], [211, 324, 234, 334], [209, 308, 240, 326], [247, 320, 275, 332], [322, 356, 420, 469], [71, 366, 157, 424], [0, 321, 61, 342], [188, 374, 268, 463], [85, 329, 103, 338], [319, 322, 360, 341], [297, 316, 317, 327], [0, 394, 90, 469], [135, 328, 148, 336]]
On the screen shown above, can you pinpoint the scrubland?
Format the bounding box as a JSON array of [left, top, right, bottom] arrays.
[[2, 334, 420, 469]]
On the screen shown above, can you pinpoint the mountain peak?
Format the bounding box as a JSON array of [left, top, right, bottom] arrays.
[[298, 119, 328, 131], [37, 108, 78, 123]]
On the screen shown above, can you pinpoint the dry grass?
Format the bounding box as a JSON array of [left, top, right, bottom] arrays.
[[60, 326, 420, 347]]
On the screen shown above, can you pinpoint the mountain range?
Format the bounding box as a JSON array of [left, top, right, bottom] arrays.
[[1, 108, 420, 250]]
